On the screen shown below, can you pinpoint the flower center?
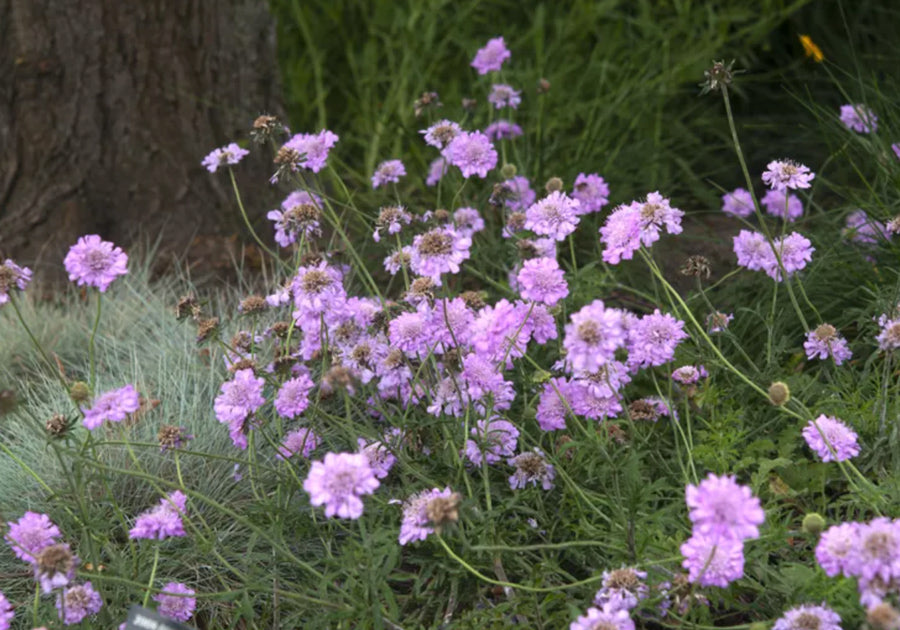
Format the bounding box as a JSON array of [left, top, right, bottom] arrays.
[[301, 270, 332, 293], [418, 231, 453, 256], [85, 248, 109, 272], [577, 321, 601, 345]]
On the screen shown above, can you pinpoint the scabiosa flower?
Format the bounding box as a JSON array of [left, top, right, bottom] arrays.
[[733, 230, 772, 272], [371, 159, 406, 189], [816, 522, 859, 577], [761, 189, 804, 222], [0, 259, 32, 305], [508, 449, 555, 490], [201, 143, 249, 173], [276, 428, 320, 460], [372, 207, 412, 245], [686, 473, 764, 540], [129, 491, 188, 540], [804, 324, 852, 365], [5, 512, 60, 562], [281, 129, 339, 173], [845, 209, 890, 246], [471, 36, 511, 74], [572, 173, 610, 214], [398, 487, 456, 545], [774, 604, 841, 630], [426, 157, 448, 186], [762, 160, 815, 191], [503, 176, 536, 212], [0, 592, 11, 630], [442, 131, 498, 179], [81, 384, 140, 430], [291, 261, 346, 318], [802, 415, 860, 462], [721, 188, 754, 218], [600, 192, 683, 263], [453, 207, 485, 238], [461, 353, 516, 410], [672, 365, 707, 385], [767, 232, 814, 280], [841, 104, 878, 134], [593, 567, 649, 612], [516, 257, 568, 305], [707, 311, 733, 333], [409, 227, 471, 281], [680, 534, 745, 587], [464, 417, 519, 466], [214, 369, 265, 450], [536, 377, 572, 431], [357, 437, 397, 479], [488, 84, 521, 109], [877, 312, 900, 351], [421, 120, 462, 149], [628, 397, 672, 422], [627, 310, 688, 370], [303, 452, 380, 519], [524, 191, 581, 241], [274, 373, 315, 419], [153, 582, 196, 623], [63, 235, 128, 291], [484, 120, 523, 140], [563, 300, 630, 372], [56, 582, 102, 626], [267, 190, 322, 247], [570, 605, 635, 630], [845, 518, 900, 588], [34, 543, 77, 593]]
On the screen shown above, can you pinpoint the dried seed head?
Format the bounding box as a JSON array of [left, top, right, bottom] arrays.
[[175, 294, 201, 321], [793, 613, 824, 630], [432, 208, 450, 222], [545, 177, 564, 193], [868, 603, 900, 630], [489, 182, 514, 207], [239, 295, 268, 314], [680, 255, 711, 279], [196, 317, 220, 344], [425, 492, 461, 531], [813, 323, 836, 342], [628, 400, 657, 422], [459, 291, 485, 310], [606, 423, 628, 444], [157, 424, 193, 452], [406, 276, 436, 303], [228, 358, 257, 374], [250, 114, 285, 143], [555, 434, 575, 460], [802, 512, 826, 535], [500, 163, 517, 179], [417, 231, 453, 256], [300, 269, 333, 293], [36, 543, 75, 579], [269, 321, 292, 338], [413, 91, 442, 117], [517, 239, 540, 260], [231, 331, 253, 353], [69, 381, 91, 404], [506, 212, 526, 233], [324, 365, 355, 391], [537, 78, 551, 94], [461, 98, 477, 111], [701, 59, 736, 94], [46, 413, 69, 438], [768, 381, 791, 406]]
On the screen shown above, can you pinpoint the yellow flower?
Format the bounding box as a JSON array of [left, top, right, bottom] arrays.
[[799, 34, 824, 63]]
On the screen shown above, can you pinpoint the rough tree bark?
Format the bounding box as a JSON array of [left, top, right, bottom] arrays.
[[0, 0, 283, 279]]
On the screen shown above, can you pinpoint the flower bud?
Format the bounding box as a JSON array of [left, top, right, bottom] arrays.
[[69, 381, 91, 403], [500, 163, 517, 179], [768, 381, 790, 406], [545, 177, 564, 193], [801, 512, 826, 535]]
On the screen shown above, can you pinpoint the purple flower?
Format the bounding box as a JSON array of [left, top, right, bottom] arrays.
[[503, 176, 536, 212], [733, 230, 772, 272], [627, 310, 688, 370], [0, 592, 11, 630], [877, 313, 900, 351], [371, 159, 406, 189], [291, 261, 347, 320], [845, 518, 900, 587], [536, 378, 572, 431], [357, 437, 397, 479], [373, 205, 412, 244], [680, 534, 745, 587], [840, 104, 878, 134], [804, 324, 852, 365], [63, 235, 128, 291], [563, 300, 630, 373], [442, 131, 498, 179], [685, 473, 765, 540], [129, 491, 187, 540], [769, 232, 814, 280], [214, 369, 265, 449], [471, 36, 511, 74], [398, 487, 454, 545], [388, 310, 431, 357], [464, 417, 519, 466], [461, 353, 516, 411], [421, 120, 462, 149], [303, 452, 380, 519], [202, 143, 249, 173], [153, 581, 196, 622], [572, 173, 610, 214], [5, 512, 60, 562], [761, 189, 804, 222], [893, 143, 900, 161], [672, 365, 707, 385], [276, 428, 320, 460], [484, 120, 523, 140], [707, 311, 734, 333], [409, 227, 471, 282], [721, 188, 754, 218], [524, 191, 581, 241], [274, 374, 314, 419], [815, 522, 859, 577], [426, 157, 448, 186], [267, 190, 322, 247], [0, 259, 32, 305], [281, 129, 339, 173], [508, 449, 555, 490], [774, 604, 841, 630], [600, 192, 683, 263], [593, 567, 648, 612], [802, 415, 860, 462], [570, 606, 635, 630], [453, 207, 485, 237], [56, 581, 102, 626], [82, 384, 140, 430], [845, 209, 889, 246], [516, 257, 568, 305], [488, 84, 521, 109], [762, 160, 815, 191]]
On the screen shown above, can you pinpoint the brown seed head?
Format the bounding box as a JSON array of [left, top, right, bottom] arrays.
[[300, 269, 332, 293], [506, 212, 526, 233], [175, 294, 201, 321], [517, 239, 540, 260], [239, 295, 268, 314], [680, 255, 712, 279], [813, 324, 837, 342], [36, 544, 75, 579], [628, 400, 657, 422], [425, 492, 461, 531], [269, 321, 292, 338], [417, 230, 453, 256], [461, 98, 477, 111], [46, 413, 69, 437], [157, 424, 192, 451], [459, 291, 485, 310], [868, 603, 900, 630], [196, 317, 220, 344], [228, 358, 257, 373], [432, 208, 451, 222], [413, 91, 442, 117], [537, 78, 551, 94]]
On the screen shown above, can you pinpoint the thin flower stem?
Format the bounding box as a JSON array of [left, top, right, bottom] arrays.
[[142, 547, 160, 607], [9, 296, 71, 395], [88, 292, 102, 391], [228, 168, 282, 263]]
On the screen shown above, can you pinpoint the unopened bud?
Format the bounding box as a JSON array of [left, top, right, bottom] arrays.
[[768, 381, 790, 406], [545, 177, 564, 193], [500, 164, 517, 179], [802, 512, 826, 535], [69, 382, 91, 403]]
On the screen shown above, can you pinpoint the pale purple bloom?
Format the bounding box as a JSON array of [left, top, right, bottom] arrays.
[[893, 143, 900, 160], [568, 379, 622, 420], [508, 449, 555, 490], [572, 173, 610, 214], [503, 176, 536, 212], [721, 188, 754, 218], [774, 604, 841, 630], [516, 257, 568, 305], [672, 365, 707, 385], [421, 120, 462, 149], [442, 131, 498, 178], [461, 353, 516, 411], [153, 581, 196, 623], [303, 452, 380, 519], [371, 159, 406, 189], [769, 232, 814, 280], [63, 234, 128, 291], [570, 606, 635, 630], [291, 261, 347, 320], [840, 104, 878, 134], [680, 534, 745, 587], [129, 491, 188, 540], [0, 592, 11, 630], [762, 160, 815, 191], [802, 415, 860, 462], [398, 487, 454, 545], [276, 428, 320, 460], [877, 313, 900, 351], [525, 191, 581, 241], [0, 259, 32, 305], [409, 227, 471, 281], [761, 189, 804, 222], [733, 230, 772, 272], [536, 378, 572, 431], [281, 129, 339, 173], [453, 207, 485, 237], [202, 143, 249, 173], [600, 192, 683, 263], [274, 374, 314, 419], [488, 84, 521, 109], [845, 209, 889, 246], [815, 522, 859, 577], [4, 511, 60, 562], [707, 311, 734, 333], [81, 384, 140, 430], [845, 518, 900, 587], [214, 369, 266, 450], [426, 157, 448, 186], [593, 567, 648, 612], [56, 581, 102, 626], [686, 473, 765, 540], [471, 36, 511, 74], [627, 310, 688, 369], [804, 324, 852, 365], [357, 437, 397, 479], [373, 205, 412, 243], [464, 417, 519, 466], [484, 120, 523, 140], [267, 190, 322, 247], [563, 300, 630, 373]]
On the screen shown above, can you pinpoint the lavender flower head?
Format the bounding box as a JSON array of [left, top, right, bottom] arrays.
[[570, 605, 635, 630], [840, 104, 878, 134], [721, 188, 754, 218], [600, 192, 683, 264], [503, 176, 536, 212], [0, 591, 11, 630], [56, 581, 102, 626], [442, 131, 498, 178], [484, 120, 523, 140], [153, 581, 197, 623], [274, 373, 314, 419], [508, 449, 555, 490], [129, 490, 188, 540], [845, 209, 890, 246], [516, 256, 569, 305], [5, 511, 61, 562], [281, 129, 339, 173], [572, 173, 610, 214], [0, 259, 32, 305], [304, 452, 379, 519], [488, 84, 521, 109], [213, 369, 265, 449], [773, 604, 842, 630], [471, 36, 511, 74], [357, 437, 397, 479], [563, 300, 630, 373], [267, 190, 322, 247], [276, 428, 320, 460], [762, 160, 815, 191], [426, 157, 448, 186], [680, 534, 745, 587], [627, 310, 688, 370], [593, 567, 649, 612], [672, 365, 707, 385], [707, 311, 734, 333], [202, 143, 249, 173], [63, 235, 128, 291], [464, 417, 519, 466], [82, 384, 140, 430], [877, 312, 900, 352], [733, 230, 772, 272], [802, 415, 859, 462], [685, 473, 765, 540], [536, 377, 572, 431], [769, 232, 815, 280], [761, 189, 804, 222], [398, 487, 454, 545], [845, 518, 900, 588], [421, 120, 462, 149], [371, 159, 406, 189], [409, 227, 471, 281], [804, 324, 852, 365], [815, 522, 859, 577], [524, 191, 581, 241]]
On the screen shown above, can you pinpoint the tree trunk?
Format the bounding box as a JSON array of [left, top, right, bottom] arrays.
[[0, 0, 283, 280]]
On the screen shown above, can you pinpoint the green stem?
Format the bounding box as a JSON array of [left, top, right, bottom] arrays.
[[228, 168, 282, 263], [142, 547, 160, 607], [89, 292, 102, 391]]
